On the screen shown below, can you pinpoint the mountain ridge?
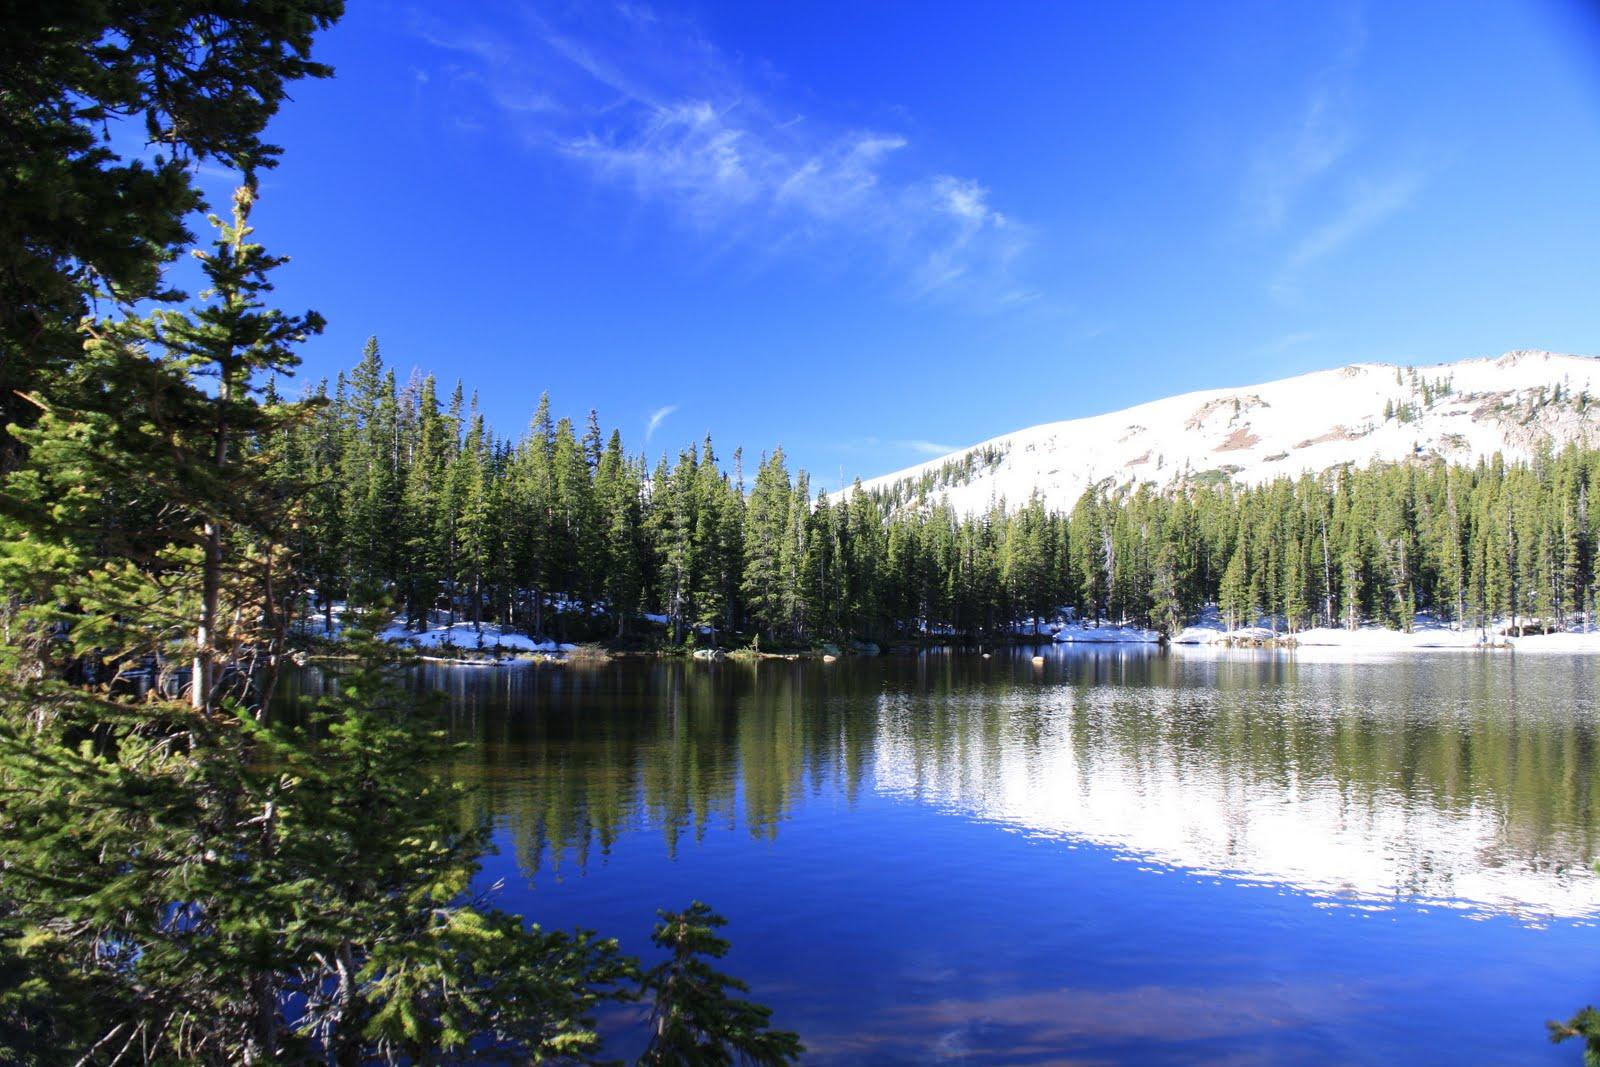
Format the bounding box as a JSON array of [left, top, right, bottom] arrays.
[[853, 350, 1600, 514]]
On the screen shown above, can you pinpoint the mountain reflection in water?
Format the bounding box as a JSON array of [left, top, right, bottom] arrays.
[[286, 647, 1600, 922]]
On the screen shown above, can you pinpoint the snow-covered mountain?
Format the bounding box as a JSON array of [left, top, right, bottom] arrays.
[[854, 350, 1600, 514]]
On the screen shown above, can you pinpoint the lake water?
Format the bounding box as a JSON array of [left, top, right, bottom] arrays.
[[287, 647, 1600, 1064]]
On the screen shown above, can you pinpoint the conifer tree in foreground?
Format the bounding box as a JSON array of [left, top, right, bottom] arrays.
[[0, 0, 343, 472], [640, 903, 803, 1067], [0, 189, 796, 1064], [1552, 1005, 1600, 1066]]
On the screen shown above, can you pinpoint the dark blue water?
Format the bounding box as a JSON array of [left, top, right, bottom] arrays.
[[293, 647, 1600, 1064]]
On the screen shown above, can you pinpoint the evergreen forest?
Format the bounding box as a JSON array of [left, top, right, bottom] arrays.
[[277, 340, 1600, 646]]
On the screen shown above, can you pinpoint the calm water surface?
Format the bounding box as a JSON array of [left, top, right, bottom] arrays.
[[288, 648, 1600, 1064]]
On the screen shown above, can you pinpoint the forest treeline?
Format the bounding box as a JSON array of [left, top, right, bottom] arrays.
[[286, 341, 1600, 643]]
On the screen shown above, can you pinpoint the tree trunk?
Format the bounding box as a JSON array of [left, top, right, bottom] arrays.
[[332, 942, 363, 1067], [242, 970, 279, 1064], [194, 370, 233, 712], [1320, 519, 1334, 627]]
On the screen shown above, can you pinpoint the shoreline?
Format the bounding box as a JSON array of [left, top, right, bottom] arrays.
[[301, 635, 1600, 667], [296, 614, 1600, 666]]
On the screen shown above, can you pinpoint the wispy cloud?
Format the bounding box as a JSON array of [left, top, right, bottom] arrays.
[[1244, 7, 1367, 228], [1269, 167, 1425, 303], [1244, 6, 1428, 299], [1247, 85, 1356, 229], [644, 404, 678, 442], [1284, 170, 1423, 272], [847, 436, 959, 457], [1251, 330, 1316, 356], [411, 3, 1032, 306]]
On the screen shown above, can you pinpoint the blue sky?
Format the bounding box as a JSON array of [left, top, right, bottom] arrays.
[[227, 0, 1600, 490]]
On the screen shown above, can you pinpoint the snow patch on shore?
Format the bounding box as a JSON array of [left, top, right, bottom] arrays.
[[379, 620, 573, 654], [1169, 608, 1600, 654], [1506, 631, 1600, 654], [293, 602, 351, 638], [1052, 623, 1162, 644], [294, 602, 573, 655], [1290, 627, 1486, 649]]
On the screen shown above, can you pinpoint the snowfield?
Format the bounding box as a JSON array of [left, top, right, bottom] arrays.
[[1051, 623, 1162, 644], [1173, 625, 1486, 649], [296, 600, 1600, 659], [1492, 631, 1600, 654], [853, 350, 1600, 515], [1167, 613, 1600, 654], [295, 604, 573, 656], [378, 620, 574, 655], [1046, 606, 1600, 654]]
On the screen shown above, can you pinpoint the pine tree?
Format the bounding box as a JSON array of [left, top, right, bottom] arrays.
[[552, 416, 601, 618], [400, 374, 449, 627], [1069, 488, 1108, 622], [1219, 522, 1251, 630], [843, 482, 884, 638], [0, 1, 341, 471], [1, 183, 320, 712], [276, 610, 636, 1061], [1150, 542, 1184, 636], [1549, 1005, 1600, 1067], [1283, 535, 1309, 632], [658, 447, 702, 645], [640, 903, 803, 1067], [596, 430, 644, 637], [784, 472, 812, 640], [742, 450, 791, 639], [498, 394, 547, 632], [583, 408, 604, 471]]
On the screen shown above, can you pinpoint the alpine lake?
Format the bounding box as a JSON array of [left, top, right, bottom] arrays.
[[281, 646, 1600, 1065]]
